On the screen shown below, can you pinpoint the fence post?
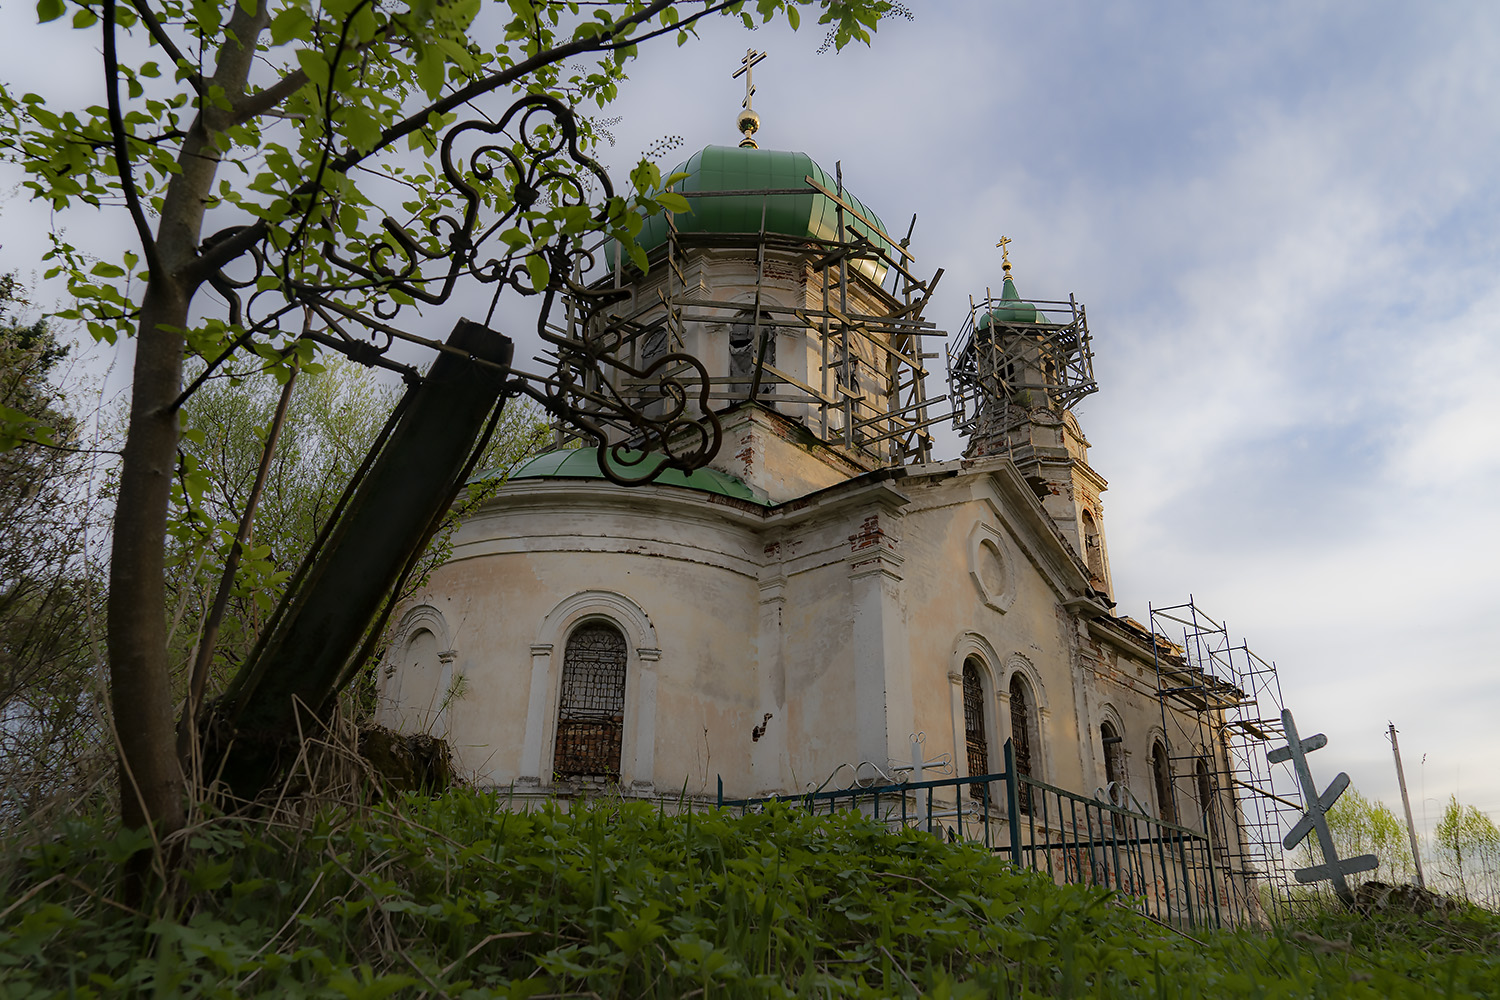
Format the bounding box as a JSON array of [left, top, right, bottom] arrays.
[[716, 775, 722, 808], [1004, 738, 1022, 867]]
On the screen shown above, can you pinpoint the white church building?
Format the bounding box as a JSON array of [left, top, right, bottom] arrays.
[[376, 104, 1251, 884]]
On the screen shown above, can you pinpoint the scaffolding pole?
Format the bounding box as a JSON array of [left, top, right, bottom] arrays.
[[1148, 598, 1307, 923]]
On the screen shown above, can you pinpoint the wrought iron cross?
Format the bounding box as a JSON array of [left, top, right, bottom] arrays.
[[734, 48, 767, 110]]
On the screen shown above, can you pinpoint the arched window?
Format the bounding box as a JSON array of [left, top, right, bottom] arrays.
[[1152, 741, 1176, 825], [962, 659, 990, 797], [728, 310, 776, 387], [1196, 758, 1221, 842], [553, 621, 628, 780], [1100, 720, 1126, 832], [1081, 510, 1105, 586], [1009, 674, 1036, 814]]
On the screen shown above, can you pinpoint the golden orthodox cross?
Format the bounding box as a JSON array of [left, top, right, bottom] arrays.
[[733, 48, 767, 110], [996, 235, 1013, 275]]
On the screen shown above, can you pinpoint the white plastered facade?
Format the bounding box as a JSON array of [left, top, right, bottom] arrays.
[[377, 239, 1235, 842]]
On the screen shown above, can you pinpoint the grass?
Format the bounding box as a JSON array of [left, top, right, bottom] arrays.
[[1, 789, 1497, 998]]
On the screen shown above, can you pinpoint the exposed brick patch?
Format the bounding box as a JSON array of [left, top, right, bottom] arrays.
[[848, 514, 885, 552]]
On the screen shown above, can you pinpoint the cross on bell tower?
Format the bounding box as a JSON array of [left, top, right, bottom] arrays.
[[732, 48, 767, 148]]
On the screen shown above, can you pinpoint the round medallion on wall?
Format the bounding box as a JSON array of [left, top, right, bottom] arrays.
[[968, 520, 1017, 614]]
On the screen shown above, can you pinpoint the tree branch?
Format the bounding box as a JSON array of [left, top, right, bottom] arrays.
[[194, 0, 743, 279], [103, 0, 162, 279], [326, 0, 684, 176], [127, 0, 206, 96], [231, 68, 308, 124]]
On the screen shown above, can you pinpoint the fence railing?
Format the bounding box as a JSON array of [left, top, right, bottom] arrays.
[[717, 739, 1231, 931]]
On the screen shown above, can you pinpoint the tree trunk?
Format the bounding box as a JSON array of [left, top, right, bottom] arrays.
[[108, 280, 189, 836], [105, 0, 270, 837]]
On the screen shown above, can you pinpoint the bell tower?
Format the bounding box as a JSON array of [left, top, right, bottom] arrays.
[[946, 241, 1114, 599]]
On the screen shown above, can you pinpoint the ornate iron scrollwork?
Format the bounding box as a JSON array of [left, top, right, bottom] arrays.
[[202, 93, 720, 485]]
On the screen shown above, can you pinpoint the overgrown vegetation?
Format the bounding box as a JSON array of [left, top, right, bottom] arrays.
[[0, 274, 110, 819], [165, 359, 551, 718], [2, 790, 1497, 998]]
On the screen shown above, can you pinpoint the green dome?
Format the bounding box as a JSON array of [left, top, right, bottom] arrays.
[[977, 276, 1040, 328], [630, 145, 896, 284], [480, 447, 771, 506]]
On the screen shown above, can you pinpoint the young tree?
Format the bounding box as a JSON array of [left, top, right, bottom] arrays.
[[166, 356, 550, 696], [1, 0, 891, 836], [1433, 795, 1500, 905]]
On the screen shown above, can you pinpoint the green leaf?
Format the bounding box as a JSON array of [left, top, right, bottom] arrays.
[[295, 47, 329, 89], [269, 6, 314, 45], [655, 192, 689, 214], [524, 252, 549, 290], [36, 0, 64, 22], [415, 46, 446, 98]]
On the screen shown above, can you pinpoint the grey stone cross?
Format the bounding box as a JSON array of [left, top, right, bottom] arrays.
[[1273, 708, 1378, 904]]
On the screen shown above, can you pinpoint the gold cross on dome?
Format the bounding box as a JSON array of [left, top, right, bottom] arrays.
[[733, 48, 767, 110], [995, 235, 1013, 275]]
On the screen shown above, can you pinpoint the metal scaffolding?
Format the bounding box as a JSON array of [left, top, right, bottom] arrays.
[[945, 289, 1097, 454], [1148, 599, 1307, 923], [546, 183, 950, 469]]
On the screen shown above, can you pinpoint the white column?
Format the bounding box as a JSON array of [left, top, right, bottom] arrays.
[[518, 643, 553, 785]]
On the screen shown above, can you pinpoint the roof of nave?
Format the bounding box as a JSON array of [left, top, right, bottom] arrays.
[[480, 446, 773, 507]]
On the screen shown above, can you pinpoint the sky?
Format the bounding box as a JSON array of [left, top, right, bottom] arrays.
[[2, 1, 1497, 836]]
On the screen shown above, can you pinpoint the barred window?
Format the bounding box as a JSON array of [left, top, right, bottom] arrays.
[[962, 659, 989, 798], [1009, 674, 1035, 814], [553, 622, 628, 780], [1152, 741, 1176, 825]]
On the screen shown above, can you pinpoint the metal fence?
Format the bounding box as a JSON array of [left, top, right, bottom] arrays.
[[718, 739, 1232, 931]]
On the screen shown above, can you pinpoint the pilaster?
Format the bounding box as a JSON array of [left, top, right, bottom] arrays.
[[846, 506, 910, 770], [518, 643, 553, 783]]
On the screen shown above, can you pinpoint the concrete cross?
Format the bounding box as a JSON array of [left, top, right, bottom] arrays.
[[1273, 708, 1378, 905]]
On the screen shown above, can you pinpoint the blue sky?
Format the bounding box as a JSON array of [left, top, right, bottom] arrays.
[[2, 1, 1497, 834]]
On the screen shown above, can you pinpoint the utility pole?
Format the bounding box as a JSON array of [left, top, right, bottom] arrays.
[[1388, 722, 1426, 889]]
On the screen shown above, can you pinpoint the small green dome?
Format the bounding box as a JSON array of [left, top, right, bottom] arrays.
[[630, 145, 896, 284], [480, 447, 771, 506], [977, 276, 1039, 328]]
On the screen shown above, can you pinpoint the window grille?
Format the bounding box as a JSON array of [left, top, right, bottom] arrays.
[[962, 660, 989, 799], [1009, 675, 1033, 814], [554, 622, 627, 780]]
